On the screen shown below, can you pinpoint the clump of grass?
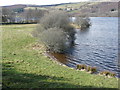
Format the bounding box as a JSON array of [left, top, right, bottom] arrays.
[[86, 66, 97, 73], [100, 71, 110, 76], [86, 66, 91, 72], [76, 64, 87, 70], [100, 71, 116, 77], [81, 64, 87, 70], [77, 64, 97, 73], [90, 67, 97, 73], [76, 64, 82, 70], [109, 72, 116, 77]]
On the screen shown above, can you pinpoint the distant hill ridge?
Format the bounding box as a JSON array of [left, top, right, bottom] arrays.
[[2, 1, 118, 17], [2, 2, 78, 8]]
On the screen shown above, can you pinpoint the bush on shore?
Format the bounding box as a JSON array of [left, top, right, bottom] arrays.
[[32, 11, 76, 53], [74, 17, 91, 30], [40, 27, 69, 53]]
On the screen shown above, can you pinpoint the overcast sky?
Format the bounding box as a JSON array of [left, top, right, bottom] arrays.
[[0, 0, 90, 6], [0, 0, 118, 6]]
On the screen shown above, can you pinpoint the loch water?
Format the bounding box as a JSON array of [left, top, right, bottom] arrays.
[[49, 17, 119, 77]]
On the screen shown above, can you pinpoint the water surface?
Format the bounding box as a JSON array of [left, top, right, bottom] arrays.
[[50, 17, 119, 77]]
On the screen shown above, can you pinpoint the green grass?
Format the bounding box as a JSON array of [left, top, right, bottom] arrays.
[[2, 24, 119, 88]]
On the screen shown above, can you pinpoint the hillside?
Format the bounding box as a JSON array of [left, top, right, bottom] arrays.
[[2, 2, 118, 17], [52, 2, 118, 17]]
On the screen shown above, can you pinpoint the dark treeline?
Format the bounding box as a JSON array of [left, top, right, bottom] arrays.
[[1, 22, 37, 25], [1, 7, 48, 24]]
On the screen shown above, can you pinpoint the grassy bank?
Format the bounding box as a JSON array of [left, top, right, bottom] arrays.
[[2, 24, 118, 88]]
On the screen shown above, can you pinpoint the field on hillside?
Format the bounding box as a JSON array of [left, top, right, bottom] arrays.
[[2, 24, 118, 88], [54, 2, 99, 9], [54, 2, 118, 17]]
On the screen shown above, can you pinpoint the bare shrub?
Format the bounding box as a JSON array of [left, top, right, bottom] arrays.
[[32, 11, 76, 53], [39, 27, 69, 53], [39, 11, 69, 29], [39, 11, 76, 41], [75, 17, 91, 30], [32, 25, 45, 37]]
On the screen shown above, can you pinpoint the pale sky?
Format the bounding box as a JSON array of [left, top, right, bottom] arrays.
[[0, 0, 89, 6], [0, 0, 118, 6]]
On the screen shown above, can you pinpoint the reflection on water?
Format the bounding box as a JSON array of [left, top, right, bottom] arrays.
[[48, 17, 119, 77]]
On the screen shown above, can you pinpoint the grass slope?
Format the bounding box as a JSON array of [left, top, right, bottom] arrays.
[[2, 24, 118, 88], [53, 2, 118, 17]]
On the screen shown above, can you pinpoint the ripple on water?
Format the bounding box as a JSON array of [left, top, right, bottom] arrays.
[[51, 17, 119, 77]]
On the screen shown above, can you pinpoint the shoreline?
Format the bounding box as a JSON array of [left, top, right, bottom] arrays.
[[44, 51, 119, 79], [2, 24, 118, 88]]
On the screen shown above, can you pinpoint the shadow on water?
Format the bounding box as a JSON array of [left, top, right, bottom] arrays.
[[48, 17, 120, 77], [79, 28, 90, 34], [46, 52, 68, 64], [2, 62, 113, 89], [46, 28, 91, 66], [45, 28, 91, 67]]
